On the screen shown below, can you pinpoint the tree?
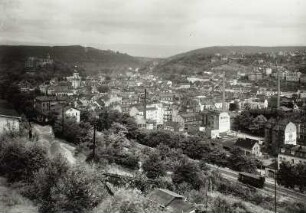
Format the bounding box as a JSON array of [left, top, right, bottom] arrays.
[[172, 158, 204, 189], [97, 85, 110, 93], [0, 137, 49, 182], [295, 163, 306, 192], [249, 115, 267, 136], [233, 111, 253, 132], [44, 165, 108, 213], [277, 162, 295, 188], [228, 148, 257, 173], [142, 153, 166, 179]]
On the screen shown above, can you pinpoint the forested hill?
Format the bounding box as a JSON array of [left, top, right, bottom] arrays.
[[0, 45, 140, 67], [169, 46, 306, 60], [153, 46, 306, 77]]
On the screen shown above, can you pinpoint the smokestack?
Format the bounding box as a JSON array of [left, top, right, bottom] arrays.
[[277, 62, 280, 109], [222, 72, 226, 111], [144, 89, 147, 120]]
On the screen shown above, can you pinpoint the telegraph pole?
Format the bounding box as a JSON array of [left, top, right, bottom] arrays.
[[274, 172, 277, 213], [93, 120, 96, 160]]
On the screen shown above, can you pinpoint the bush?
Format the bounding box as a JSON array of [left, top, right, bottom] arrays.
[[0, 137, 49, 182], [172, 158, 205, 190], [114, 154, 139, 170], [40, 165, 108, 213], [93, 189, 167, 213], [211, 197, 234, 213], [27, 155, 70, 202], [142, 153, 166, 179]]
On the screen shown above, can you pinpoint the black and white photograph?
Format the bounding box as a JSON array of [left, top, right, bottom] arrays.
[[0, 0, 306, 212]]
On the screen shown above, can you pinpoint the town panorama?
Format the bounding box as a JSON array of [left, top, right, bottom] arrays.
[[0, 0, 306, 212]]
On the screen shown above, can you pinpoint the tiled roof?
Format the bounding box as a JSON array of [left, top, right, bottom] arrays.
[[235, 138, 258, 150]]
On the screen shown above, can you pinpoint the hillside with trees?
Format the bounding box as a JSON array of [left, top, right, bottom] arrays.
[[0, 45, 144, 77], [153, 46, 306, 77]]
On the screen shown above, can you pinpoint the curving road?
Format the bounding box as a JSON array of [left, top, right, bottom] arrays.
[[33, 124, 76, 165]]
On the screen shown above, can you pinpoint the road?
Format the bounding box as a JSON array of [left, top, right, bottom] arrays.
[[208, 164, 306, 202], [33, 124, 76, 165]]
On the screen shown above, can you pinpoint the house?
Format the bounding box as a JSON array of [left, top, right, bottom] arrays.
[[175, 112, 200, 132], [278, 145, 306, 169], [148, 188, 196, 213], [34, 96, 67, 117], [265, 118, 297, 153], [0, 100, 21, 134], [177, 82, 191, 89], [234, 138, 262, 157], [159, 93, 175, 103], [241, 98, 268, 109], [248, 71, 263, 81], [64, 107, 80, 123]]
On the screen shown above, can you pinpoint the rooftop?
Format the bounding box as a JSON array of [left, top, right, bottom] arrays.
[[235, 138, 258, 150]]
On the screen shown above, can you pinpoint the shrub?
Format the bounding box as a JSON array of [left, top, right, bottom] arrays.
[[211, 197, 234, 213], [0, 137, 49, 182], [114, 154, 139, 170], [172, 158, 205, 190], [142, 153, 166, 179], [27, 155, 69, 202], [40, 165, 108, 213]]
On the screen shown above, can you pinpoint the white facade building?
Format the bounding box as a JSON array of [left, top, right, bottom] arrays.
[[65, 108, 81, 123]]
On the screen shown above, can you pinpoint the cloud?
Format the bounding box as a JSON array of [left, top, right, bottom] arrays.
[[0, 0, 306, 57]]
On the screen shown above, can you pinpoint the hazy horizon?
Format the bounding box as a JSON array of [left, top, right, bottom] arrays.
[[1, 0, 306, 57]]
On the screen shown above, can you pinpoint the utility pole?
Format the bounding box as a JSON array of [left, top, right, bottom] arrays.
[[274, 172, 277, 213], [93, 120, 96, 160]]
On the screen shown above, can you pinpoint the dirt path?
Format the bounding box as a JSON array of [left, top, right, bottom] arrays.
[[33, 124, 77, 165]]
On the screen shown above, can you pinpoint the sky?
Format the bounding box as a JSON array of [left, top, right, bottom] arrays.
[[0, 0, 306, 57]]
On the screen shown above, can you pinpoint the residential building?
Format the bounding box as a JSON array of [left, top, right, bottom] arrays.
[[248, 72, 263, 81], [0, 100, 21, 134], [64, 107, 80, 123], [34, 96, 67, 115], [285, 71, 301, 82], [174, 112, 200, 132], [278, 145, 306, 169], [234, 138, 262, 157]]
